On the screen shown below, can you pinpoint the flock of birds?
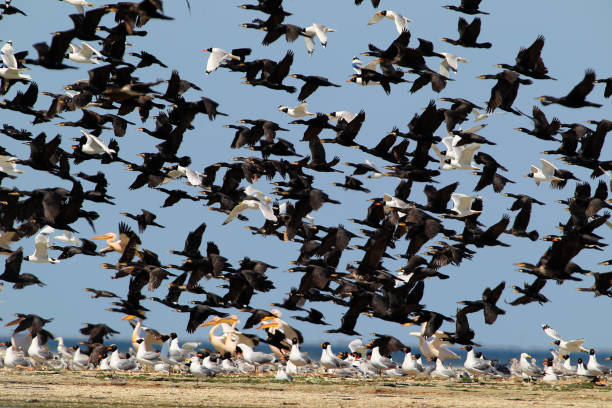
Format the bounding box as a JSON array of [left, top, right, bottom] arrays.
[[0, 0, 611, 385]]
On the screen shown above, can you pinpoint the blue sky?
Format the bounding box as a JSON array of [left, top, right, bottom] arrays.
[[0, 0, 610, 351]]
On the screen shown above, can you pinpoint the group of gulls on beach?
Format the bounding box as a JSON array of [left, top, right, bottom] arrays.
[[0, 0, 611, 386], [1, 317, 611, 384]]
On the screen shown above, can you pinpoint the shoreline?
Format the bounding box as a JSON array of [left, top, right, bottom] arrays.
[[0, 369, 610, 408]]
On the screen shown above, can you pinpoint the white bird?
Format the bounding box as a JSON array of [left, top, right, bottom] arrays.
[[109, 346, 137, 371], [0, 40, 30, 80], [189, 356, 216, 377], [72, 346, 90, 369], [439, 53, 468, 77], [409, 329, 459, 362], [289, 341, 311, 367], [203, 48, 240, 75], [440, 143, 482, 170], [222, 199, 277, 225], [3, 345, 30, 367], [278, 101, 315, 118], [449, 193, 482, 217], [519, 353, 543, 379], [350, 57, 381, 86], [586, 349, 611, 376], [26, 230, 59, 263], [274, 366, 293, 381], [167, 165, 203, 186], [53, 230, 80, 245], [55, 337, 74, 360], [576, 358, 596, 379], [303, 23, 336, 55], [68, 42, 102, 64], [135, 338, 162, 369], [236, 343, 274, 372], [348, 338, 367, 357], [327, 110, 358, 123], [367, 10, 411, 33], [401, 349, 424, 376], [525, 159, 564, 186], [462, 346, 495, 376], [383, 193, 411, 210], [0, 155, 24, 175], [79, 129, 116, 155], [320, 342, 350, 370], [28, 335, 53, 368], [561, 355, 577, 375], [541, 324, 588, 355], [542, 360, 559, 383], [370, 346, 398, 373], [59, 0, 94, 14], [431, 357, 457, 378]]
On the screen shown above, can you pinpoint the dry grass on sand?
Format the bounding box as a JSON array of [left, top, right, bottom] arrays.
[[0, 369, 611, 408]]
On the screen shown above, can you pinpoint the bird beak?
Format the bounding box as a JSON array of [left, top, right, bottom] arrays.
[[121, 315, 139, 321], [91, 233, 113, 240], [256, 322, 279, 330]]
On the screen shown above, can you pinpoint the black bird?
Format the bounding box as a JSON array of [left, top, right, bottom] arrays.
[[594, 77, 612, 98], [0, 247, 45, 289], [441, 17, 491, 48], [538, 69, 602, 108], [479, 70, 531, 115], [443, 0, 489, 15], [50, 239, 100, 260], [291, 308, 328, 325], [83, 288, 119, 299], [121, 209, 165, 233], [496, 35, 555, 80], [290, 74, 341, 101], [458, 281, 506, 324], [515, 106, 561, 141], [129, 50, 167, 68], [168, 222, 207, 259], [508, 278, 549, 306], [577, 272, 612, 297]]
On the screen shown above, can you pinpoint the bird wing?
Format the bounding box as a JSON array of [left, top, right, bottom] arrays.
[[81, 42, 102, 58], [206, 49, 228, 74], [541, 324, 563, 341], [367, 12, 384, 25], [457, 143, 481, 164], [184, 167, 202, 186], [34, 233, 50, 259], [1, 42, 18, 69], [439, 60, 451, 78], [304, 36, 315, 55], [393, 13, 409, 33], [245, 185, 265, 201], [539, 158, 558, 176], [222, 202, 252, 225], [312, 24, 329, 47], [363, 59, 379, 71], [257, 202, 278, 222], [450, 193, 472, 211], [565, 69, 596, 102]]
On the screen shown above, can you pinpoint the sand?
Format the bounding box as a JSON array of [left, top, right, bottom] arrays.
[[0, 369, 610, 408]]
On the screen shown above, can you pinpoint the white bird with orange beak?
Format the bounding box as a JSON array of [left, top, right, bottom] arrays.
[[367, 10, 411, 33], [91, 222, 140, 254]]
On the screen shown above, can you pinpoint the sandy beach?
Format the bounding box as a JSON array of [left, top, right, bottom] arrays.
[[1, 369, 610, 408]]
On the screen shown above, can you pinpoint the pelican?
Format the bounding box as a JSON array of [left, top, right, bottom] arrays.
[[91, 222, 140, 254], [200, 315, 256, 356], [258, 309, 303, 357]]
